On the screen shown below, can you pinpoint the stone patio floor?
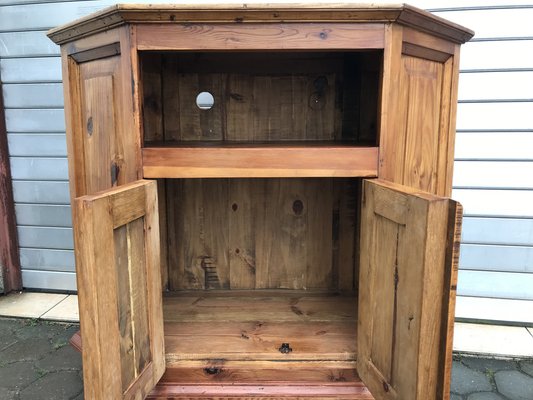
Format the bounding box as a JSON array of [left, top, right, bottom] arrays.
[[0, 317, 532, 400]]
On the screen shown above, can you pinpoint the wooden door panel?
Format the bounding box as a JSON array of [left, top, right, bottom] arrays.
[[358, 179, 462, 400], [74, 180, 164, 399]]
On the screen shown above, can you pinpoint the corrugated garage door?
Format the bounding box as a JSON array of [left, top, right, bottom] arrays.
[[1, 1, 532, 320]]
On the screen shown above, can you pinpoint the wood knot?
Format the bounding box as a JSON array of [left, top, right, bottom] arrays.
[[292, 200, 304, 215]]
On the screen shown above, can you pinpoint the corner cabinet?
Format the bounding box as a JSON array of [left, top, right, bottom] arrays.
[[48, 4, 472, 399]]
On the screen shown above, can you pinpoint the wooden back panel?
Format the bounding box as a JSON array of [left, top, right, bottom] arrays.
[[165, 178, 358, 291], [142, 52, 381, 144]]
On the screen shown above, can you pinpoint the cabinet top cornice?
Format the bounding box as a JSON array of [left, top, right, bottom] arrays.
[[47, 3, 474, 45]]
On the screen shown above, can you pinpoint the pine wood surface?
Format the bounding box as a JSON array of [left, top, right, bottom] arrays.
[[47, 3, 473, 46], [164, 179, 358, 291], [162, 291, 356, 363], [358, 179, 458, 400], [74, 180, 165, 399], [141, 51, 381, 147], [143, 146, 378, 178], [145, 291, 363, 399]]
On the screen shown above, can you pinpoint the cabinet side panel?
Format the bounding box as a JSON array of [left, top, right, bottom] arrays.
[[379, 27, 460, 197], [62, 27, 141, 199]]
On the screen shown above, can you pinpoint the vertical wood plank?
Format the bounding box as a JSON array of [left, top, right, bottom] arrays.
[[0, 79, 22, 293], [162, 55, 180, 141], [157, 180, 169, 290], [177, 74, 224, 141], [128, 217, 152, 377], [437, 202, 463, 400], [441, 46, 461, 198], [142, 181, 166, 384], [337, 179, 358, 291], [402, 56, 443, 194], [229, 179, 256, 289], [226, 75, 255, 141], [142, 54, 163, 142], [377, 24, 404, 185], [369, 215, 397, 383], [114, 224, 135, 392], [305, 179, 333, 289], [75, 196, 122, 399], [202, 179, 230, 289], [82, 74, 116, 192]]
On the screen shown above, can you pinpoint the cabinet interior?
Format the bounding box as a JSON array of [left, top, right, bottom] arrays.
[[158, 177, 361, 376], [141, 51, 382, 145], [140, 49, 378, 380]]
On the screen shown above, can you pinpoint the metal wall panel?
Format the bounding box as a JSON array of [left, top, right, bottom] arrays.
[[457, 102, 533, 131], [5, 109, 65, 132], [433, 8, 533, 39], [10, 158, 68, 180], [0, 57, 62, 83], [17, 226, 73, 249], [458, 71, 533, 101], [460, 40, 533, 71], [453, 161, 533, 189], [458, 270, 533, 300], [3, 83, 64, 108], [0, 31, 59, 57], [453, 189, 533, 218], [455, 132, 533, 161], [460, 244, 533, 272], [8, 134, 67, 157], [20, 249, 75, 272], [12, 181, 70, 204], [15, 204, 72, 227], [462, 217, 533, 246], [21, 270, 76, 291]]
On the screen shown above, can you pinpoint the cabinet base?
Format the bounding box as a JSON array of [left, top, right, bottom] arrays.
[[148, 364, 373, 399]]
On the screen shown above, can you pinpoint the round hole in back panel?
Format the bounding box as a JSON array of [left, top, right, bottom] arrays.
[[196, 91, 215, 110]]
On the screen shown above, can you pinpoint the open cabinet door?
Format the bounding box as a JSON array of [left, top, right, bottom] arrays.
[[74, 180, 165, 399], [358, 179, 462, 400]]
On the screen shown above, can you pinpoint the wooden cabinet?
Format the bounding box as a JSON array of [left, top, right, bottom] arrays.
[[48, 4, 472, 399]]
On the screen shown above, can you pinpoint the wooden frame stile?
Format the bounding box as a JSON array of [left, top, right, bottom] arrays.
[[0, 79, 22, 293]]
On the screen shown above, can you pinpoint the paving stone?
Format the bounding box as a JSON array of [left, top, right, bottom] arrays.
[[0, 387, 17, 400], [35, 344, 82, 371], [467, 392, 505, 400], [451, 362, 492, 395], [19, 371, 83, 400], [520, 360, 533, 377], [494, 370, 533, 400], [14, 321, 76, 341], [451, 394, 463, 400], [0, 337, 53, 362], [462, 357, 518, 373], [72, 391, 84, 400], [0, 361, 39, 390]]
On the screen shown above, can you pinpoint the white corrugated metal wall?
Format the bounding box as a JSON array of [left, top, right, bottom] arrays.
[[1, 1, 532, 319]]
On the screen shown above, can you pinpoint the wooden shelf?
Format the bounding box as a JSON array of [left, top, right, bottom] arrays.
[[162, 291, 357, 364], [147, 291, 366, 399], [142, 144, 378, 178]]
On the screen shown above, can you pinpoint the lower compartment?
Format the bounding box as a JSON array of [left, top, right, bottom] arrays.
[[148, 291, 373, 399]]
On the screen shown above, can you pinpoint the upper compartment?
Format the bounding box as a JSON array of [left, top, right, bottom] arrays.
[[47, 3, 473, 181], [141, 51, 381, 145]]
